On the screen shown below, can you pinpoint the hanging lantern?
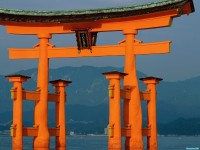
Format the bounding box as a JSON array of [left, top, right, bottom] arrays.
[[74, 29, 98, 53]]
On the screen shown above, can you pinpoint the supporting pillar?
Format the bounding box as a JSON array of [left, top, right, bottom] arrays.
[[140, 77, 162, 150], [103, 71, 127, 150], [123, 29, 144, 150], [6, 74, 30, 150], [34, 33, 52, 149], [50, 79, 72, 150]]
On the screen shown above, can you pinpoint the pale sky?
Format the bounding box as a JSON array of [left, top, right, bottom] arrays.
[[0, 0, 199, 81]]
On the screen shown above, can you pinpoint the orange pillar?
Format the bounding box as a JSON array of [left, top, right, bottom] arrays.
[[34, 33, 51, 149], [6, 74, 30, 150], [50, 79, 72, 150], [123, 29, 144, 150], [103, 71, 127, 150], [140, 77, 162, 150]]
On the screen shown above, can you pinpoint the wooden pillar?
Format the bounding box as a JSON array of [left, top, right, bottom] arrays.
[[6, 74, 30, 150], [103, 71, 127, 150], [123, 29, 144, 150], [50, 79, 72, 150], [33, 33, 51, 149], [140, 77, 162, 150]]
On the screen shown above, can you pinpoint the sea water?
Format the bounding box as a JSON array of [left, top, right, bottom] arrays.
[[0, 136, 199, 150]]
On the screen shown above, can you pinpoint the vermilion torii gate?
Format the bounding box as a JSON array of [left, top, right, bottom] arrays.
[[0, 0, 194, 149]]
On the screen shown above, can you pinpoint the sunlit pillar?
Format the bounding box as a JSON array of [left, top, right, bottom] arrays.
[[123, 29, 144, 150], [140, 77, 162, 150], [50, 79, 72, 150], [6, 74, 30, 150], [34, 33, 51, 149], [103, 71, 127, 150]]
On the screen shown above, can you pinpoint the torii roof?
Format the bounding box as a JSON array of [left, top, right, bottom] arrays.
[[0, 0, 194, 24]]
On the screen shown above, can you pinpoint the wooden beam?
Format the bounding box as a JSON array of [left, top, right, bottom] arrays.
[[134, 41, 171, 55], [140, 91, 151, 101], [133, 16, 173, 30], [6, 16, 171, 34], [142, 128, 151, 136], [5, 10, 178, 34], [8, 45, 125, 59], [120, 89, 131, 100], [22, 90, 59, 102], [22, 91, 40, 101], [121, 127, 131, 137], [6, 25, 67, 35], [22, 127, 38, 136], [48, 45, 125, 58], [121, 127, 151, 137], [49, 128, 60, 136], [48, 93, 59, 102], [8, 48, 39, 59], [22, 127, 59, 136], [8, 41, 170, 59]]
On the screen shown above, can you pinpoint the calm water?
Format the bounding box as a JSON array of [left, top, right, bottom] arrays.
[[0, 136, 199, 150]]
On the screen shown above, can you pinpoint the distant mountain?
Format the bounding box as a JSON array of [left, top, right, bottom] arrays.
[[156, 76, 200, 122], [158, 117, 200, 135], [0, 66, 200, 127]]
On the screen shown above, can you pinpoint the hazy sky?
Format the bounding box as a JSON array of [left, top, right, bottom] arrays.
[[0, 0, 199, 81]]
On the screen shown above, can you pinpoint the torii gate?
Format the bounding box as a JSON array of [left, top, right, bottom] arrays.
[[0, 0, 194, 149]]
